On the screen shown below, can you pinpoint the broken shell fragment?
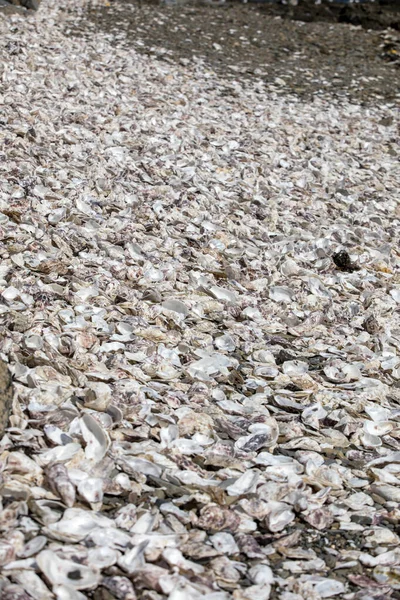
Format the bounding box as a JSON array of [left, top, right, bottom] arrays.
[[80, 413, 110, 462]]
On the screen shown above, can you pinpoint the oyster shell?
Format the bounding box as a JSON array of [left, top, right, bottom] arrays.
[[36, 550, 100, 590]]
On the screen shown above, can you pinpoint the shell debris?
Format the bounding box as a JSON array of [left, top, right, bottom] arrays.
[[0, 0, 399, 599]]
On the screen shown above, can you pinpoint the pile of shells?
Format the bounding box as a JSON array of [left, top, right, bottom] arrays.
[[0, 1, 399, 599]]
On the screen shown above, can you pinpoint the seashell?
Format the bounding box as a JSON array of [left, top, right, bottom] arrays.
[[18, 536, 47, 559], [363, 527, 400, 547], [118, 540, 149, 574], [226, 470, 260, 496], [29, 499, 66, 526], [197, 505, 240, 533], [265, 502, 295, 532], [235, 419, 279, 453], [102, 576, 137, 600], [248, 564, 274, 585], [323, 361, 361, 383], [252, 350, 276, 364], [35, 443, 82, 467], [390, 289, 400, 303], [88, 527, 132, 550], [11, 571, 53, 600], [162, 299, 189, 318], [235, 534, 265, 560], [208, 555, 242, 584], [289, 310, 325, 337], [170, 438, 204, 455], [83, 382, 112, 412], [48, 207, 66, 225], [142, 289, 162, 303], [24, 335, 43, 351], [75, 284, 99, 302], [367, 453, 400, 468], [363, 420, 393, 437], [381, 354, 399, 371], [36, 549, 100, 590], [6, 452, 43, 482], [282, 360, 309, 376], [162, 548, 205, 574], [175, 470, 220, 488], [269, 286, 294, 303], [0, 539, 15, 567], [320, 428, 349, 448], [273, 395, 306, 411], [302, 403, 327, 429], [303, 508, 334, 530], [44, 425, 73, 446], [370, 484, 400, 502], [373, 565, 400, 589], [131, 512, 157, 534], [235, 584, 271, 600], [365, 404, 390, 422], [87, 546, 120, 569], [186, 353, 236, 381], [80, 413, 110, 462], [306, 276, 331, 298], [359, 550, 400, 567], [309, 465, 343, 489], [360, 431, 382, 449], [207, 285, 237, 304], [241, 306, 263, 321], [54, 586, 87, 600], [45, 508, 115, 542], [363, 314, 380, 334], [0, 583, 35, 600], [214, 334, 236, 353], [45, 463, 76, 508], [253, 365, 279, 379], [117, 456, 162, 478], [210, 533, 239, 555], [312, 578, 346, 598], [281, 258, 300, 277], [77, 477, 104, 509]]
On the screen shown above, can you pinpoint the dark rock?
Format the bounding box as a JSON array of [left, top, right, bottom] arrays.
[[0, 0, 40, 9], [24, 0, 41, 8], [332, 250, 359, 272]]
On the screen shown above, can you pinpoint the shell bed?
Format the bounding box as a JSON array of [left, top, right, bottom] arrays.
[[0, 1, 399, 599]]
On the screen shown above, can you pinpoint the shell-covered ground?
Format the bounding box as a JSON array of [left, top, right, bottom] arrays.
[[73, 0, 400, 104], [0, 1, 400, 599]]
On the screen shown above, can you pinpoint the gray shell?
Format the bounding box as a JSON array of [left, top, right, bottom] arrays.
[[0, 361, 13, 438]]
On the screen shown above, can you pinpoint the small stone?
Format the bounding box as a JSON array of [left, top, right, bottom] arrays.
[[332, 250, 359, 272]]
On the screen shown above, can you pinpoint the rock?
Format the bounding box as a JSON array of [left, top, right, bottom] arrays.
[[0, 0, 26, 13], [0, 0, 41, 9], [21, 0, 41, 9], [332, 250, 359, 273]]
